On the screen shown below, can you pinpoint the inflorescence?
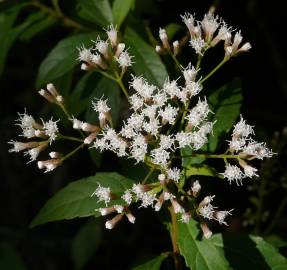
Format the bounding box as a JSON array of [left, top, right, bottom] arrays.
[[9, 11, 273, 238]]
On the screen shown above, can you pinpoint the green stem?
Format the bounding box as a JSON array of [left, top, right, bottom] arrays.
[[58, 135, 84, 143], [200, 58, 227, 84], [264, 195, 287, 235], [179, 153, 240, 159], [61, 143, 85, 161], [168, 207, 181, 270], [115, 72, 129, 99], [30, 0, 92, 32], [142, 167, 155, 184], [169, 52, 182, 71]]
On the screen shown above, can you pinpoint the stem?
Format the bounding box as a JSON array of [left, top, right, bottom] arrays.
[[29, 0, 92, 32], [115, 72, 129, 99], [264, 195, 287, 235], [61, 143, 85, 161], [168, 207, 181, 270], [179, 153, 240, 159], [200, 58, 227, 84], [58, 134, 84, 143], [169, 52, 182, 71], [142, 167, 155, 184]]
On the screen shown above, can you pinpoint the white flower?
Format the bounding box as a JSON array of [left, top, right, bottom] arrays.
[[94, 38, 108, 55], [180, 212, 191, 223], [191, 180, 201, 194], [159, 135, 174, 150], [42, 118, 59, 142], [186, 98, 210, 127], [214, 210, 233, 225], [199, 203, 215, 220], [153, 91, 168, 107], [221, 164, 245, 185], [183, 64, 198, 84], [143, 119, 160, 136], [175, 131, 192, 148], [16, 111, 36, 130], [142, 105, 158, 120], [91, 184, 111, 206], [167, 167, 181, 182], [190, 37, 206, 55], [130, 76, 156, 99], [106, 24, 117, 46], [122, 190, 133, 205], [92, 97, 110, 114], [150, 148, 170, 167], [77, 45, 92, 62], [132, 183, 145, 198], [130, 134, 147, 162], [163, 79, 181, 98], [243, 141, 274, 160], [129, 94, 144, 111], [243, 165, 258, 178], [117, 51, 133, 68], [233, 116, 254, 138], [185, 81, 202, 96], [139, 192, 157, 208], [181, 12, 195, 34], [201, 13, 219, 41], [158, 104, 179, 125]]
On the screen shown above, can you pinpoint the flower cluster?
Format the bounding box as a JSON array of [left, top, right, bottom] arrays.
[[78, 25, 133, 72], [156, 12, 251, 60], [9, 11, 274, 239], [221, 116, 274, 185]]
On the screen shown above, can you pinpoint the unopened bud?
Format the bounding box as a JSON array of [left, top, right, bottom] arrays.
[[47, 83, 59, 97], [84, 132, 98, 145], [126, 212, 136, 223], [115, 43, 125, 58], [82, 122, 100, 133], [38, 89, 55, 103], [200, 223, 212, 239], [173, 40, 180, 56], [105, 213, 123, 229], [49, 151, 62, 159], [159, 28, 170, 50]]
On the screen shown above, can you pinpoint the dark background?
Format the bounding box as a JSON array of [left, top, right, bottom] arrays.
[[1, 0, 287, 269]]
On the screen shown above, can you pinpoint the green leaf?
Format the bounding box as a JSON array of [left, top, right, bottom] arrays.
[[132, 255, 167, 270], [20, 14, 57, 41], [0, 8, 42, 76], [186, 164, 222, 179], [68, 72, 101, 117], [85, 76, 121, 124], [177, 220, 229, 270], [77, 0, 113, 26], [36, 33, 97, 88], [124, 27, 168, 87], [211, 233, 287, 269], [30, 172, 134, 227], [71, 219, 103, 270], [112, 0, 134, 28], [165, 23, 182, 40], [207, 79, 242, 152]]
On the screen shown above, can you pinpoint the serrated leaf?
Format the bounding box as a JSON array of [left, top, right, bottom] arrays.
[[186, 164, 222, 179], [77, 0, 113, 26], [71, 219, 102, 270], [30, 172, 133, 227], [211, 233, 287, 269], [207, 79, 242, 152], [112, 0, 134, 27], [124, 27, 168, 87], [177, 220, 229, 270], [132, 255, 167, 270], [36, 33, 97, 88]]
